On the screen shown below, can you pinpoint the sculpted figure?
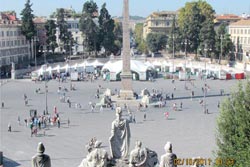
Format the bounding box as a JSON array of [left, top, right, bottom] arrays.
[[129, 141, 158, 167], [79, 138, 108, 167], [159, 142, 177, 167], [109, 107, 131, 159], [31, 142, 51, 167]]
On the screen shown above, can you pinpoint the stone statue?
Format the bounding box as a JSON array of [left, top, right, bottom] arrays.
[[129, 140, 158, 167], [159, 142, 177, 167], [79, 138, 108, 167], [109, 107, 131, 159], [31, 142, 51, 167]]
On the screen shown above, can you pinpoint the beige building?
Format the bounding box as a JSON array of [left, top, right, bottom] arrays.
[[54, 17, 84, 55], [0, 17, 31, 70], [143, 11, 178, 39], [229, 19, 250, 61]]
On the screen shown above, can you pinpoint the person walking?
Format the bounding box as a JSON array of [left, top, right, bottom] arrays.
[[100, 106, 103, 112], [143, 113, 147, 121], [8, 123, 11, 132], [180, 102, 183, 109], [67, 118, 70, 127], [18, 116, 21, 125]]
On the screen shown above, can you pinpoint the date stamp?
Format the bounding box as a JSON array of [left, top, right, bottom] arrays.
[[174, 158, 235, 166]]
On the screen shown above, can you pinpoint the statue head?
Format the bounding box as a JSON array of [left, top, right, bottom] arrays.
[[37, 142, 45, 154], [135, 140, 142, 149], [164, 142, 172, 153], [115, 107, 122, 120]]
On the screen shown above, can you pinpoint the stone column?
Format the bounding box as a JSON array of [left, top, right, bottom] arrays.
[[120, 0, 134, 100]]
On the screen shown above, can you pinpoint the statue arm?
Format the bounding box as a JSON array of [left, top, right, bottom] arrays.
[[159, 155, 165, 167], [109, 121, 115, 140]]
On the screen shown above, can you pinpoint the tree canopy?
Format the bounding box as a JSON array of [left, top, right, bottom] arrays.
[[146, 33, 167, 53], [177, 0, 216, 54], [98, 3, 115, 55], [20, 0, 36, 42], [79, 0, 100, 55], [216, 81, 250, 166], [45, 20, 58, 53]]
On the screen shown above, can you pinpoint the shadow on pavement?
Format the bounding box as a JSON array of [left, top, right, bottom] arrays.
[[3, 157, 21, 167]]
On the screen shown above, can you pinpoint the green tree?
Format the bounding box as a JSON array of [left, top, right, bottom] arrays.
[[146, 33, 167, 53], [215, 23, 234, 63], [79, 0, 100, 56], [215, 82, 250, 167], [20, 0, 36, 57], [113, 21, 123, 55], [56, 8, 70, 52], [178, 0, 215, 54], [98, 3, 115, 55], [134, 23, 148, 54], [134, 23, 143, 47], [199, 19, 216, 58], [45, 20, 58, 54]]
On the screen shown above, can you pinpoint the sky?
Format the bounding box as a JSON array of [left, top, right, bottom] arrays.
[[0, 0, 250, 18]]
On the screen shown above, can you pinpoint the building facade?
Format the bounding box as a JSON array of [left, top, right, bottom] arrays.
[[33, 17, 47, 46], [229, 19, 250, 61], [143, 11, 178, 39], [54, 18, 84, 55], [0, 13, 31, 72]]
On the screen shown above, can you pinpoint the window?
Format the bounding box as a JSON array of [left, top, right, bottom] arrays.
[[241, 29, 243, 34], [245, 29, 247, 34]]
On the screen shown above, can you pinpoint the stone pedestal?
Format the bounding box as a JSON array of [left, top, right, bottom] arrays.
[[120, 72, 134, 100]]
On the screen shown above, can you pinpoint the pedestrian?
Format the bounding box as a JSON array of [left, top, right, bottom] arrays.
[[67, 118, 70, 127], [1, 102, 4, 108], [133, 115, 136, 123], [171, 93, 174, 99], [100, 106, 103, 112], [144, 113, 147, 121], [54, 106, 57, 114], [8, 123, 11, 132], [18, 116, 21, 125], [24, 119, 28, 127], [164, 112, 169, 119], [180, 102, 183, 109], [57, 118, 60, 128], [68, 100, 71, 108]]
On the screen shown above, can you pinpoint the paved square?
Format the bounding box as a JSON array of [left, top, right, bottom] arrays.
[[0, 77, 241, 166]]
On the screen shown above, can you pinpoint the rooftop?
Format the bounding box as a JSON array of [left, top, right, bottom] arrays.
[[230, 19, 250, 26]]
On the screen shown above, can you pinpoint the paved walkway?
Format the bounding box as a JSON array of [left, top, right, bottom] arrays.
[[0, 77, 242, 166]]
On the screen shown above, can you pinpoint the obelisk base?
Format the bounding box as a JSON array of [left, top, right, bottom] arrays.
[[120, 72, 134, 100]]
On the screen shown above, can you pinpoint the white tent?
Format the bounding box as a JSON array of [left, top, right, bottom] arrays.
[[102, 60, 154, 81], [89, 59, 104, 68], [52, 65, 60, 73], [61, 64, 69, 73]]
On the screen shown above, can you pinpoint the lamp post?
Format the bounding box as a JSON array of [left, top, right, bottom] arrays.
[[219, 34, 224, 64], [203, 44, 211, 114], [172, 34, 175, 78], [183, 39, 190, 90]]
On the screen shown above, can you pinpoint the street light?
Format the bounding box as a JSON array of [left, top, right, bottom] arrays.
[[172, 34, 176, 79], [203, 44, 212, 114], [183, 39, 191, 90], [219, 34, 224, 64]]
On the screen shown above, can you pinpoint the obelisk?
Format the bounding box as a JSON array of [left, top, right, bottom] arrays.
[[120, 0, 134, 100]]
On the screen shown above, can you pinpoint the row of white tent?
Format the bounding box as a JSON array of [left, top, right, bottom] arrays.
[[35, 59, 244, 80], [36, 60, 105, 75]]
